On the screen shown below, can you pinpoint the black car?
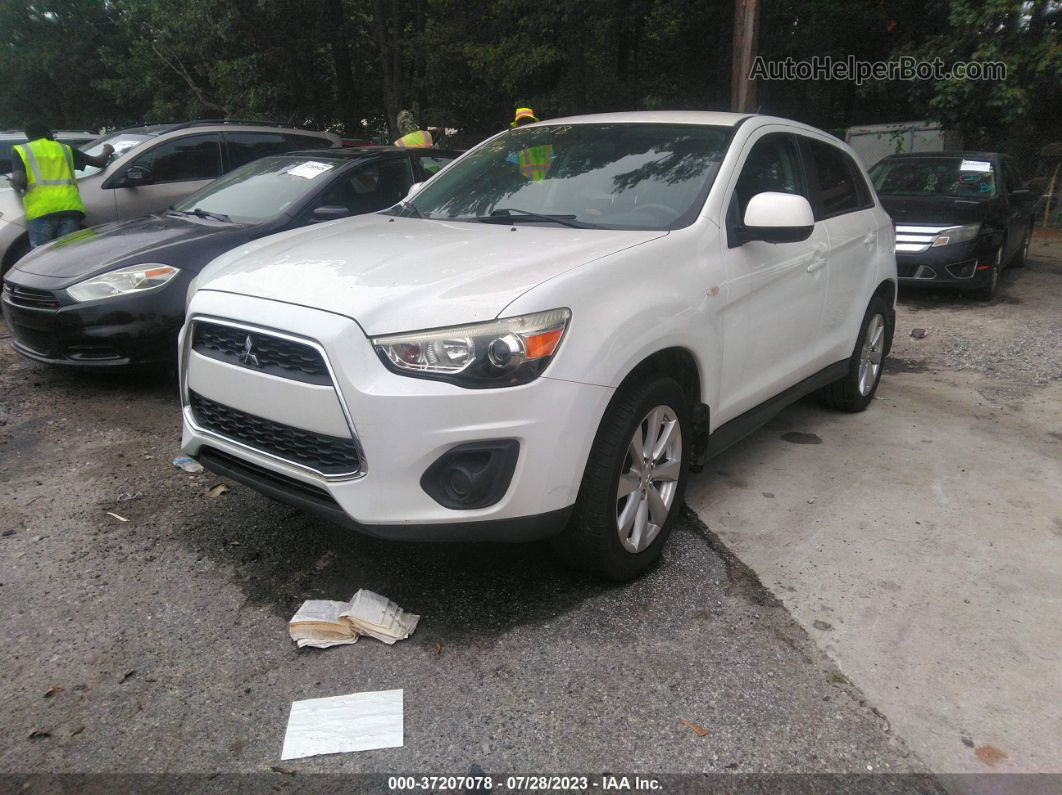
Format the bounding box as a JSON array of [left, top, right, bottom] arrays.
[[1, 146, 458, 367], [869, 151, 1037, 300]]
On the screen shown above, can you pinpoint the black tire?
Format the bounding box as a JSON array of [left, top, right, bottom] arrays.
[[819, 295, 893, 413], [970, 245, 1003, 301], [551, 375, 691, 581]]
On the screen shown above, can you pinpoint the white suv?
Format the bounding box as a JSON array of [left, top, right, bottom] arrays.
[[180, 112, 895, 580]]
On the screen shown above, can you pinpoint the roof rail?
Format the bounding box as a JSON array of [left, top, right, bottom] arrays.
[[164, 119, 303, 132]]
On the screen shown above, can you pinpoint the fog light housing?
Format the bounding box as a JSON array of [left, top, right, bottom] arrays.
[[421, 440, 519, 509]]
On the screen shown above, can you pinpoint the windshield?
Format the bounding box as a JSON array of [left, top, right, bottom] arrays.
[[173, 155, 341, 222], [869, 156, 997, 199], [76, 132, 151, 178], [404, 123, 732, 230]]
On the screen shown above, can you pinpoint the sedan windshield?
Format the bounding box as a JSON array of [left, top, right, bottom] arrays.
[[76, 132, 151, 177], [404, 123, 732, 230], [869, 156, 997, 199], [174, 155, 342, 222]]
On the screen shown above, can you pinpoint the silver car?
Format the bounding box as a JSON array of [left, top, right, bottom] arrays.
[[0, 120, 340, 275]]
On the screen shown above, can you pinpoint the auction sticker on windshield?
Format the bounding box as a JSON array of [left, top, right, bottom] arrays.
[[960, 159, 992, 172], [287, 161, 334, 179]]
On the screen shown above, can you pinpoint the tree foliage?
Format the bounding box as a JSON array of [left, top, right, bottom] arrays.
[[0, 0, 1057, 166]]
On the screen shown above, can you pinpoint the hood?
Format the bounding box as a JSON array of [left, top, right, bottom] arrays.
[[197, 214, 666, 335], [13, 213, 259, 283], [878, 194, 996, 226]]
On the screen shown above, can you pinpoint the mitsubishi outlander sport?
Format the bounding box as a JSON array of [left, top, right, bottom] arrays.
[[180, 112, 897, 581]]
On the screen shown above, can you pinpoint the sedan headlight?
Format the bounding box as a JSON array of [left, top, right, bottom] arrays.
[[372, 308, 571, 388], [67, 263, 180, 302], [930, 223, 981, 247]]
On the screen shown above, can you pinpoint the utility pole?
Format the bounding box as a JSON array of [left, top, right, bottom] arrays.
[[731, 0, 760, 113]]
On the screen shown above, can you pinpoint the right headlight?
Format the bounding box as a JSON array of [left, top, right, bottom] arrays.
[[930, 223, 982, 247], [371, 308, 571, 388]]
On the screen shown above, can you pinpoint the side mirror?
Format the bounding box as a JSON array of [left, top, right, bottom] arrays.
[[735, 192, 815, 245], [406, 181, 424, 199], [122, 165, 152, 186], [311, 205, 351, 222]]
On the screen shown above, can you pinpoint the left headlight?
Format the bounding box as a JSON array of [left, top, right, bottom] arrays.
[[930, 223, 981, 247], [67, 263, 180, 303], [372, 308, 571, 388]]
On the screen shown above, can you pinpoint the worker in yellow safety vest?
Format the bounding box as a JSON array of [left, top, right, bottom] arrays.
[[509, 107, 552, 182], [392, 110, 444, 148], [9, 121, 112, 248]]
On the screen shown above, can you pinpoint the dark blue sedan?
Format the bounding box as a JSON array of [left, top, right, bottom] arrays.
[[1, 146, 458, 367]]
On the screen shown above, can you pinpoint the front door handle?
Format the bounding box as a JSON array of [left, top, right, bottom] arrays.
[[863, 231, 876, 247], [806, 246, 828, 273]]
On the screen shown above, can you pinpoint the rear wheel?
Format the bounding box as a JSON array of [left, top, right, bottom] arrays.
[[551, 375, 690, 581], [819, 296, 892, 412]]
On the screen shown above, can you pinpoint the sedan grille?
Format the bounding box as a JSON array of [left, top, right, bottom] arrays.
[[189, 390, 361, 476], [3, 283, 60, 309], [192, 321, 331, 385], [895, 225, 952, 255]]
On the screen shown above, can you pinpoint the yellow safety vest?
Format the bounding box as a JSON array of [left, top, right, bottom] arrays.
[[13, 139, 86, 220], [518, 145, 553, 182], [394, 130, 433, 148]]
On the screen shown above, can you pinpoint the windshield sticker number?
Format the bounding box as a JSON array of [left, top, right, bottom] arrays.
[[960, 159, 992, 173], [287, 161, 335, 179]]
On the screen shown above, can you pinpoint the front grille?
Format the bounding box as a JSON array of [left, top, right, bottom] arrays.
[[895, 225, 951, 255], [192, 321, 331, 385], [189, 390, 361, 476], [4, 283, 59, 309]]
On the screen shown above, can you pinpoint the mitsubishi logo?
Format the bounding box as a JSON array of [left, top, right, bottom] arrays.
[[237, 335, 260, 367]]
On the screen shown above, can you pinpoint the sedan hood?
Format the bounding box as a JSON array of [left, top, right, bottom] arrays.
[[879, 194, 994, 226], [196, 214, 666, 335], [13, 213, 255, 283]]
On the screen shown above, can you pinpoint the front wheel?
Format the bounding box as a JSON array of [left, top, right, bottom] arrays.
[[970, 245, 1003, 301], [551, 376, 690, 581], [819, 296, 892, 412]]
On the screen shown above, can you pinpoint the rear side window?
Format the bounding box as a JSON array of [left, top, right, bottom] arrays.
[[806, 139, 861, 218], [286, 134, 334, 150], [130, 133, 222, 183], [226, 132, 296, 170]]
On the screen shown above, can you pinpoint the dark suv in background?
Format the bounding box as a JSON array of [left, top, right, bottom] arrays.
[[0, 120, 340, 275], [869, 151, 1037, 300]]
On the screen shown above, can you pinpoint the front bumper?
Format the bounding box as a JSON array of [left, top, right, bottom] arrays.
[[895, 236, 997, 288], [1, 273, 184, 366], [180, 291, 613, 541]]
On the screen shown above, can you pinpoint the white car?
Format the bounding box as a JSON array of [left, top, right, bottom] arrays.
[[180, 111, 896, 580]]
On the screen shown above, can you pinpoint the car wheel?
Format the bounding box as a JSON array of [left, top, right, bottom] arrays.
[[819, 296, 892, 413], [551, 375, 690, 581], [1010, 226, 1031, 268], [970, 245, 1003, 301]]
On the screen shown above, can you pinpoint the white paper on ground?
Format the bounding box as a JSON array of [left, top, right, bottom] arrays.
[[280, 689, 403, 760]]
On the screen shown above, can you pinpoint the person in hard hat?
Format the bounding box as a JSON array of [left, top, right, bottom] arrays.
[[9, 121, 113, 247], [508, 106, 552, 182]]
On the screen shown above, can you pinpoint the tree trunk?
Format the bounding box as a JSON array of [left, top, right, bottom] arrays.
[[326, 0, 358, 133], [372, 0, 398, 140]]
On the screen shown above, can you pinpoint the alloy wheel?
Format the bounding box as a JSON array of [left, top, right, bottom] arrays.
[[616, 405, 682, 553], [858, 314, 886, 397]]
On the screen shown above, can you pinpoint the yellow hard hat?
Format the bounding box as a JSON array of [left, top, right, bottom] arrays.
[[511, 107, 539, 127]]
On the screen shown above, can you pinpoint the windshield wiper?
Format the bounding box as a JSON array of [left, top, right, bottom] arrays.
[[476, 207, 597, 229], [167, 207, 231, 222], [398, 200, 425, 219]]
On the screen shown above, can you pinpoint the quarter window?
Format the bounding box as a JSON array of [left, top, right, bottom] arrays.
[[129, 133, 222, 183], [807, 139, 860, 218]]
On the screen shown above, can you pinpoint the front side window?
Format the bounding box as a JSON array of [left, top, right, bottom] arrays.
[[869, 156, 998, 199], [734, 134, 807, 219], [403, 123, 732, 230], [129, 133, 222, 184], [75, 132, 151, 177], [807, 139, 860, 217], [313, 158, 414, 214]]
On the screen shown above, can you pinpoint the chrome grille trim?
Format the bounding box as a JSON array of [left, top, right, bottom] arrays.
[[181, 314, 367, 481]]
